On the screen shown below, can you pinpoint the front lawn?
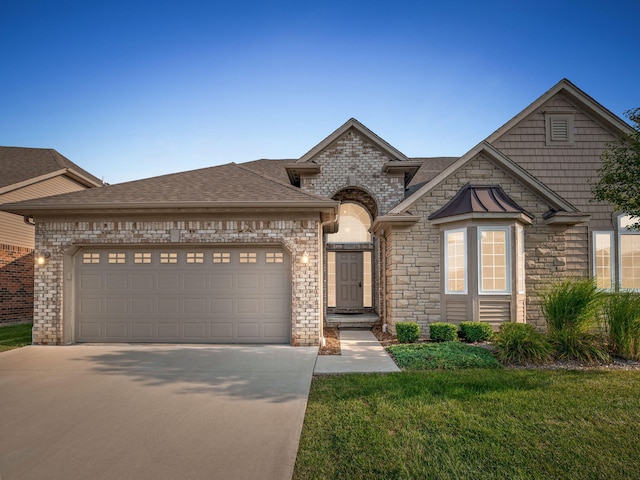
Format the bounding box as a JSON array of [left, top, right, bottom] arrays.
[[294, 369, 640, 479], [0, 323, 32, 352]]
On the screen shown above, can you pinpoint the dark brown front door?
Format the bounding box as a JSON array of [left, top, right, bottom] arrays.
[[336, 252, 363, 308]]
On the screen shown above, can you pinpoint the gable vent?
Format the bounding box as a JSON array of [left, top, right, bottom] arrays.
[[550, 118, 569, 141]]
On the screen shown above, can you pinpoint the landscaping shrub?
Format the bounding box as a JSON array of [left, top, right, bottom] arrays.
[[387, 342, 501, 370], [493, 323, 553, 365], [540, 278, 608, 363], [539, 278, 601, 333], [603, 291, 640, 360], [460, 321, 493, 342], [429, 322, 458, 342], [395, 322, 421, 343]]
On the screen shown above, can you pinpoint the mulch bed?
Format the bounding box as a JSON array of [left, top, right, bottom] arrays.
[[318, 327, 341, 355]]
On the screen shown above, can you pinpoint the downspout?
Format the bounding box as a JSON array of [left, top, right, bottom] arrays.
[[318, 214, 338, 347], [23, 216, 35, 226]]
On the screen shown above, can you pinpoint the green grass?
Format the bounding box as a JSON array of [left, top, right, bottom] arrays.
[[294, 370, 640, 480], [0, 323, 32, 352], [387, 342, 501, 370]]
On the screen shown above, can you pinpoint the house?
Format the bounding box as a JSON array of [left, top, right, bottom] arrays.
[[1, 79, 635, 346], [0, 148, 103, 325]]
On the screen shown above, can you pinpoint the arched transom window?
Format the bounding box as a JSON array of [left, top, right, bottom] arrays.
[[327, 203, 372, 243]]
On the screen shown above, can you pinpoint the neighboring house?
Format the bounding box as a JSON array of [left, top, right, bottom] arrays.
[[1, 79, 635, 346], [0, 147, 103, 324]]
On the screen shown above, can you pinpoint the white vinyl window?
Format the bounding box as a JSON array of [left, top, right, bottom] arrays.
[[479, 227, 510, 294], [593, 231, 613, 290], [445, 229, 467, 294], [619, 215, 640, 290]]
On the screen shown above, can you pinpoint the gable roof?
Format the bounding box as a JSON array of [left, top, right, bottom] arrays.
[[1, 162, 338, 216], [297, 118, 410, 163], [0, 146, 103, 192], [486, 78, 633, 144], [390, 141, 581, 216]]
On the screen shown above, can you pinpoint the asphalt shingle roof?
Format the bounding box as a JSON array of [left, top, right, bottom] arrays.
[[0, 146, 102, 189], [4, 162, 336, 212]]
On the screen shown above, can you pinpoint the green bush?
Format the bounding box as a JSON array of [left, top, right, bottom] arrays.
[[493, 323, 553, 365], [429, 322, 458, 342], [387, 342, 502, 370], [540, 278, 608, 362], [396, 322, 421, 343], [602, 291, 640, 360], [459, 321, 493, 343]]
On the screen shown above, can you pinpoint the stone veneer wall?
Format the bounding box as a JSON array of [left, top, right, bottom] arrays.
[[33, 215, 322, 346], [385, 154, 578, 334], [299, 130, 405, 215], [0, 244, 34, 325]]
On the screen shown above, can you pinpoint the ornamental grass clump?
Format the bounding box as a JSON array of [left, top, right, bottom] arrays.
[[493, 322, 553, 365], [539, 278, 609, 363], [603, 291, 640, 360]]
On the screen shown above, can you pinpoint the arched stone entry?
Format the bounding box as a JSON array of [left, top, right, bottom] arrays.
[[326, 188, 378, 315]]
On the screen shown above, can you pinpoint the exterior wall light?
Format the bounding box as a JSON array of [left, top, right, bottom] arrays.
[[301, 250, 310, 264], [36, 251, 51, 265]]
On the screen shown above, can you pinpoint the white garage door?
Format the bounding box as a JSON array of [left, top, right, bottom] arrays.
[[75, 246, 291, 344]]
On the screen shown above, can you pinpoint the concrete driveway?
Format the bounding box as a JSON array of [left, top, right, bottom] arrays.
[[0, 344, 318, 480]]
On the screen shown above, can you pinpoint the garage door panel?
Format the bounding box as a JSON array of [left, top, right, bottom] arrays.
[[210, 274, 233, 289], [105, 323, 128, 339], [132, 298, 154, 314], [75, 247, 291, 344], [158, 274, 180, 290], [78, 323, 101, 338], [132, 275, 154, 290], [184, 299, 207, 314], [79, 274, 102, 290], [158, 324, 180, 338], [105, 299, 128, 314], [184, 274, 207, 290], [237, 323, 260, 338], [157, 299, 181, 315], [79, 298, 102, 315], [106, 274, 128, 290], [131, 324, 154, 339], [184, 323, 207, 339]]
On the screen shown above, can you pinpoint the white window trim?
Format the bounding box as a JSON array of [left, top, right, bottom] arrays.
[[444, 228, 467, 295], [478, 227, 511, 295], [617, 215, 640, 291], [592, 231, 614, 291], [517, 225, 525, 294]]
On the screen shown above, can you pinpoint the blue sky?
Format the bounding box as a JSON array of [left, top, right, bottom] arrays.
[[1, 0, 638, 184]]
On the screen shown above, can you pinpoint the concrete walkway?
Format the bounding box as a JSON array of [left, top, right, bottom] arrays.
[[314, 329, 400, 374]]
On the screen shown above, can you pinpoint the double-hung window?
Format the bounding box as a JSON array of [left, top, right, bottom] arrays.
[[445, 229, 467, 294], [479, 227, 511, 294]]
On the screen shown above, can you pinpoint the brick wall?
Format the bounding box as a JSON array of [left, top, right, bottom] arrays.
[[300, 130, 405, 215], [33, 215, 323, 346], [0, 244, 34, 325]]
